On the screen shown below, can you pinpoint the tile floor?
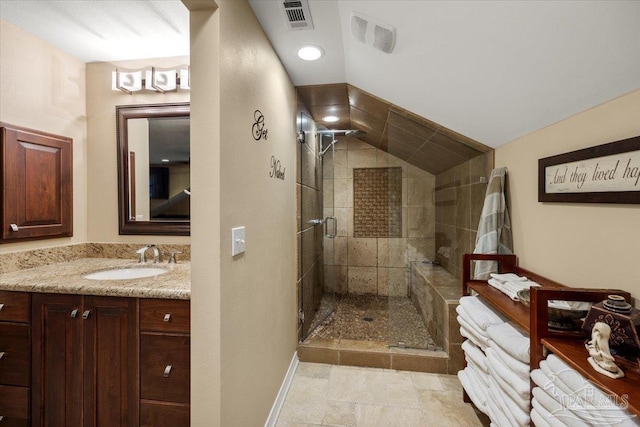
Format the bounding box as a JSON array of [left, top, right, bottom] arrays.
[[276, 362, 487, 427]]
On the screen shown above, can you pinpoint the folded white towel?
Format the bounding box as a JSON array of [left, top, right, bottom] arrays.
[[545, 355, 640, 427], [490, 272, 529, 282], [462, 340, 488, 373], [488, 378, 529, 427], [458, 368, 489, 414], [488, 278, 540, 300], [486, 348, 530, 403], [531, 407, 553, 427], [533, 397, 571, 427], [486, 393, 513, 427], [458, 295, 508, 330], [458, 316, 491, 350], [489, 339, 529, 380], [532, 386, 590, 427], [486, 322, 529, 364], [465, 356, 490, 387], [456, 305, 488, 338]]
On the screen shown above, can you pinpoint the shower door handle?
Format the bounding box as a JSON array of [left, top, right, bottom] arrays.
[[324, 216, 337, 238]]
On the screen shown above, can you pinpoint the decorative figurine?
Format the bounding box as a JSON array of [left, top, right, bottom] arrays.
[[585, 322, 624, 379]]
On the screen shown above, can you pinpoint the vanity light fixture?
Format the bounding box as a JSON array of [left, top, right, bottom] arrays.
[[322, 115, 339, 123], [112, 67, 190, 94], [297, 45, 323, 61]]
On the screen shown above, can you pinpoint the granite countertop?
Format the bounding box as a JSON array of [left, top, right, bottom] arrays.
[[0, 258, 190, 300]]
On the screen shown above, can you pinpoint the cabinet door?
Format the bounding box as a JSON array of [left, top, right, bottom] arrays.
[[31, 293, 83, 427], [1, 123, 73, 242], [82, 296, 138, 427]]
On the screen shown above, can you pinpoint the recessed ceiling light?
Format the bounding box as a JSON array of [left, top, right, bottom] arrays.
[[297, 45, 323, 61], [322, 115, 339, 123]]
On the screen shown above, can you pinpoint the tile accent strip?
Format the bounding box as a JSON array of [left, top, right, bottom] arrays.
[[353, 167, 402, 237]]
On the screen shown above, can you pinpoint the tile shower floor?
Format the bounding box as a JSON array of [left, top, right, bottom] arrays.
[[276, 362, 488, 427], [308, 294, 438, 350]]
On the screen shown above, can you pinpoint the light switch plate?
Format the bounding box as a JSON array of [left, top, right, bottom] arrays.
[[232, 226, 245, 256]]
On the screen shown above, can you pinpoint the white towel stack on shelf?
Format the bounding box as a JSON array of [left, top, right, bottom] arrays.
[[457, 295, 507, 415], [487, 272, 540, 301], [531, 354, 640, 427], [485, 321, 531, 427]]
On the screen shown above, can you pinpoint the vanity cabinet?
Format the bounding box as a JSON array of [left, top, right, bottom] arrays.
[[0, 291, 31, 427], [139, 299, 191, 427], [0, 123, 73, 243], [32, 294, 138, 427]]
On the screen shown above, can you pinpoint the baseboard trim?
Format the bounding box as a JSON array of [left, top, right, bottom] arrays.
[[264, 351, 299, 427]]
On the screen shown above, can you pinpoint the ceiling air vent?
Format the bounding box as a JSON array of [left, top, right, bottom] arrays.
[[281, 0, 314, 31], [350, 12, 396, 54]]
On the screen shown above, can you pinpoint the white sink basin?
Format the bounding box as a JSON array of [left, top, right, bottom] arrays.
[[84, 267, 167, 281]]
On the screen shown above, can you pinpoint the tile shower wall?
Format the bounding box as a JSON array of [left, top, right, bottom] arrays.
[[323, 137, 436, 297], [434, 153, 493, 278]]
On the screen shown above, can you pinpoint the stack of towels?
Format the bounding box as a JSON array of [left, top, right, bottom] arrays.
[[456, 295, 507, 415], [531, 354, 640, 427], [488, 272, 540, 300], [485, 322, 531, 427]]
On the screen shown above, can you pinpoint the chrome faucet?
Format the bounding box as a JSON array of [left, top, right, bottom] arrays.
[[136, 244, 162, 263]]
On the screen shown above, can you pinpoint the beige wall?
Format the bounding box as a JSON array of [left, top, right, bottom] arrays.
[[85, 57, 190, 244], [495, 89, 640, 297], [0, 19, 87, 253], [189, 0, 298, 425]]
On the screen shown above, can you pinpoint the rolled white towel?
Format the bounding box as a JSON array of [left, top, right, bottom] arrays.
[[545, 355, 640, 427], [532, 386, 590, 427], [456, 305, 488, 339], [486, 393, 512, 427], [533, 396, 570, 427], [462, 340, 488, 373], [458, 368, 488, 414], [489, 339, 529, 380], [486, 348, 530, 405], [488, 378, 529, 427], [534, 366, 610, 426], [458, 295, 508, 330], [531, 407, 553, 427], [458, 316, 491, 350], [486, 322, 529, 364]]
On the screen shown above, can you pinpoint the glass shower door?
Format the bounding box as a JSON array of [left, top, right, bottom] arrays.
[[299, 118, 335, 341]]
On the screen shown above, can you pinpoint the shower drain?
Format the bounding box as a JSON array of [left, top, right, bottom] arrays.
[[362, 316, 374, 322]]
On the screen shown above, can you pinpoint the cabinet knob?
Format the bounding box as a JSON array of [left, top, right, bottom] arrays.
[[163, 365, 172, 377], [163, 313, 172, 322], [82, 310, 91, 320], [0, 351, 5, 360], [0, 415, 4, 421], [0, 303, 4, 311], [70, 309, 79, 318]]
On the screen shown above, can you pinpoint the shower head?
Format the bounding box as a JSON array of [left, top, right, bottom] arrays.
[[344, 130, 367, 138]]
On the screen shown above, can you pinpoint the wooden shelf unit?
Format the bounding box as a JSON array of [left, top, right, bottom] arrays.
[[461, 253, 638, 420]]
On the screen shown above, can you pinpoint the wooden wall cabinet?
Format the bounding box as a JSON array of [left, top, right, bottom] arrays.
[[32, 294, 138, 427], [0, 291, 31, 427], [1, 123, 73, 243]]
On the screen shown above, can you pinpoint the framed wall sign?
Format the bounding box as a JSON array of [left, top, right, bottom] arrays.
[[538, 135, 640, 204]]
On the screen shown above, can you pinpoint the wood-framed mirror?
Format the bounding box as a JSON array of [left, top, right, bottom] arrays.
[[116, 102, 190, 235]]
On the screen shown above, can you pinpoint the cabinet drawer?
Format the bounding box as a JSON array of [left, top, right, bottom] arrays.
[[0, 323, 30, 386], [0, 385, 30, 420], [140, 401, 189, 427], [0, 292, 30, 323], [140, 299, 190, 333], [140, 334, 190, 403]]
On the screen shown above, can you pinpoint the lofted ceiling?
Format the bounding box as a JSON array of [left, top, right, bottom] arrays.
[[1, 1, 639, 150]]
